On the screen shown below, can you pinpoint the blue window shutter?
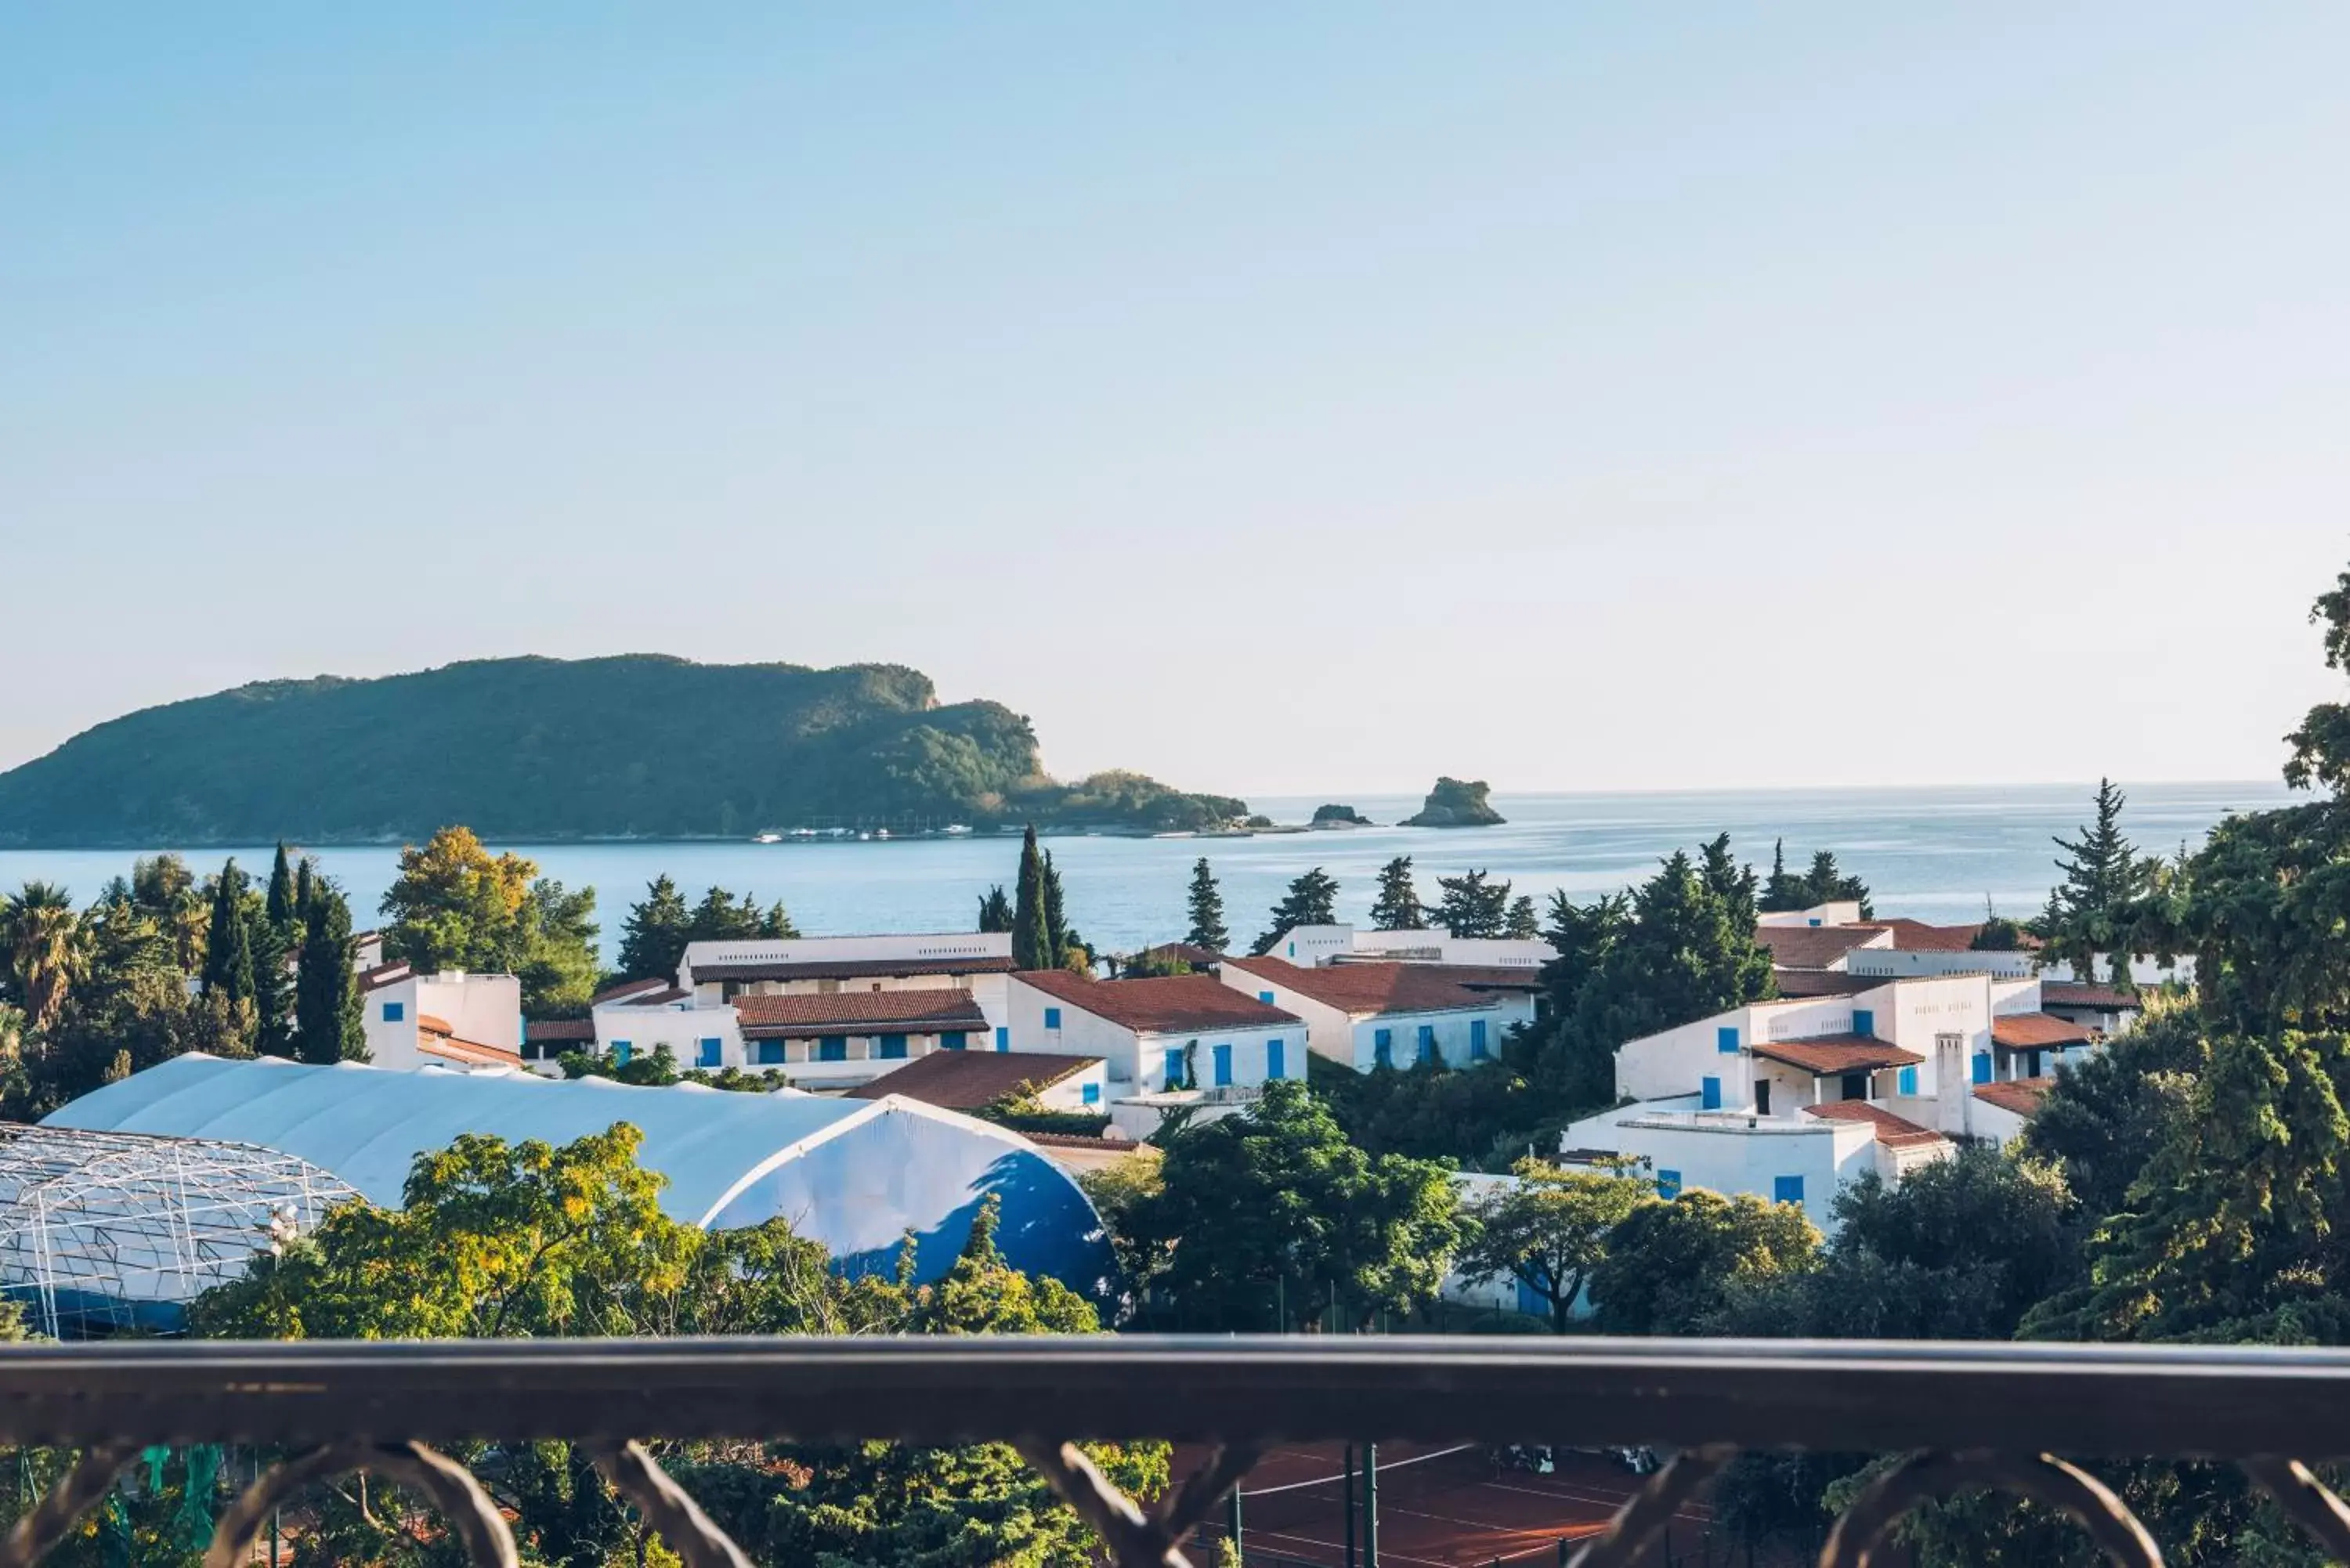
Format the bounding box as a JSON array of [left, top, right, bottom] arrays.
[[1213, 1043, 1232, 1086], [1470, 1020, 1488, 1059], [1082, 1082, 1101, 1106], [756, 1040, 784, 1065], [941, 1031, 967, 1051], [383, 1001, 404, 1023], [1164, 1047, 1184, 1087], [1773, 1175, 1805, 1205], [1267, 1039, 1285, 1079], [612, 1040, 631, 1064], [1700, 1075, 1722, 1111], [1416, 1024, 1435, 1064], [819, 1035, 848, 1063], [1287, 942, 1296, 957], [1897, 1064, 1918, 1095], [996, 1027, 1010, 1053], [1044, 1007, 1061, 1030], [1716, 1025, 1739, 1054], [1972, 1050, 1992, 1085], [1807, 917, 1821, 927], [1656, 1169, 1682, 1199], [1258, 991, 1274, 1005], [1853, 1009, 1875, 1037], [1373, 1027, 1393, 1068], [879, 1033, 908, 1060], [697, 1037, 721, 1068]]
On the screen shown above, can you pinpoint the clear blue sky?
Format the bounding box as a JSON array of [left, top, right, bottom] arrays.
[[5, 6, 2346, 794]]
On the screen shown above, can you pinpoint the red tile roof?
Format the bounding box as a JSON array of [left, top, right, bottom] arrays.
[[1016, 970, 1300, 1034], [1990, 1013, 2095, 1050], [1141, 942, 1224, 967], [1802, 1100, 1948, 1148], [356, 959, 413, 992], [592, 977, 672, 1005], [1973, 1076, 2055, 1117], [734, 990, 990, 1039], [691, 956, 1015, 983], [1755, 927, 1888, 970], [1220, 956, 1495, 1017], [602, 985, 689, 1007], [1770, 970, 1882, 999], [2041, 981, 2138, 1011], [524, 1019, 596, 1043], [844, 1050, 1102, 1108], [1750, 1035, 1926, 1074], [415, 1014, 525, 1068], [1401, 963, 1547, 992]]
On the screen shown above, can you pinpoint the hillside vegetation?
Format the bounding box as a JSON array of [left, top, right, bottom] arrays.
[[0, 656, 1246, 845]]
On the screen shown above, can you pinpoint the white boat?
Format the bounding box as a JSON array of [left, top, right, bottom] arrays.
[[874, 829, 892, 840], [754, 832, 782, 844], [942, 824, 973, 836], [790, 828, 818, 840]]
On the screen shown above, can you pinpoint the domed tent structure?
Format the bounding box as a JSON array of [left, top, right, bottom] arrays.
[[45, 1054, 1111, 1304]]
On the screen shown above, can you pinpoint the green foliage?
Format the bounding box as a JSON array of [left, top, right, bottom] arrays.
[[975, 1093, 1112, 1139], [1251, 868, 1340, 955], [2038, 779, 2156, 987], [1014, 827, 1052, 970], [1368, 856, 1424, 932], [2022, 1003, 2204, 1219], [1401, 777, 1504, 828], [1758, 839, 1874, 917], [199, 858, 256, 1010], [977, 883, 1014, 934], [1458, 1158, 1654, 1331], [1311, 803, 1372, 826], [294, 880, 367, 1064], [1434, 869, 1514, 938], [684, 884, 797, 944], [0, 655, 1246, 843], [378, 826, 601, 1015], [1126, 1081, 1464, 1329], [1184, 857, 1230, 952], [1504, 894, 1539, 940], [1, 880, 85, 1034], [1586, 1187, 1822, 1335], [1972, 894, 2030, 951], [618, 874, 692, 981]]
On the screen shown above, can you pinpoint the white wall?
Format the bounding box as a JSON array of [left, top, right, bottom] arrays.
[[1847, 948, 2037, 979], [1341, 1009, 1509, 1072], [1266, 923, 1552, 969], [1218, 963, 1518, 1072], [360, 972, 521, 1069], [1757, 902, 1864, 929], [1006, 978, 1303, 1092], [1561, 1100, 1871, 1233], [593, 1000, 743, 1070]]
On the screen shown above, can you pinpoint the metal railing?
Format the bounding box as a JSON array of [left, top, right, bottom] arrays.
[[4, 1336, 2350, 1566]]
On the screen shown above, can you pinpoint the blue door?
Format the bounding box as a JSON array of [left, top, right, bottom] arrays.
[[1267, 1039, 1285, 1080], [1373, 1028, 1393, 1068], [1773, 1175, 1805, 1205], [996, 1027, 1010, 1053], [697, 1038, 722, 1068], [1213, 1043, 1232, 1087], [1470, 1020, 1488, 1060], [1700, 1075, 1722, 1110], [1852, 1009, 1875, 1037], [878, 1033, 908, 1060], [1972, 1050, 1992, 1085], [941, 1031, 967, 1051], [1163, 1047, 1184, 1088], [819, 1035, 848, 1063], [755, 1040, 784, 1066], [1415, 1024, 1435, 1064]]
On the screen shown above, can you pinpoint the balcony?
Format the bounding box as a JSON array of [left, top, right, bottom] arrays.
[[3, 1336, 2350, 1566]]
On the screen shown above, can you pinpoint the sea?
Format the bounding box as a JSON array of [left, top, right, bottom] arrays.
[[0, 782, 2294, 966]]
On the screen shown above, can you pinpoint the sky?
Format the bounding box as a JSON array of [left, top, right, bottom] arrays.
[[4, 6, 2348, 796]]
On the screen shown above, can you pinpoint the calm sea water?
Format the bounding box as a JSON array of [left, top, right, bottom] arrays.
[[0, 782, 2293, 965]]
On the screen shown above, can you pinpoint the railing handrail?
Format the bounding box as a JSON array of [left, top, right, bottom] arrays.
[[2, 1335, 2348, 1458]]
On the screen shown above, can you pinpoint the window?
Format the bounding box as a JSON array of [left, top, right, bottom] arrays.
[[1971, 1050, 1992, 1085], [941, 1031, 967, 1051], [1257, 991, 1274, 1005], [697, 1037, 722, 1068], [878, 1033, 908, 1060], [1897, 1064, 1918, 1095], [1852, 1008, 1875, 1037], [755, 1040, 785, 1066], [1163, 1047, 1185, 1089], [1773, 1175, 1806, 1205], [1655, 1169, 1683, 1199], [1081, 1082, 1101, 1106], [1716, 1024, 1739, 1054], [1267, 1039, 1285, 1079], [1840, 1071, 1867, 1102], [1373, 1028, 1393, 1068], [1756, 1079, 1772, 1116], [1807, 917, 1821, 927], [382, 1001, 405, 1023], [1213, 1042, 1232, 1087], [1287, 941, 1296, 958], [1415, 1024, 1435, 1064], [819, 1035, 848, 1063], [1700, 1075, 1722, 1111], [1043, 1007, 1062, 1030], [612, 1040, 633, 1064], [996, 1027, 1010, 1053], [1470, 1020, 1488, 1060]]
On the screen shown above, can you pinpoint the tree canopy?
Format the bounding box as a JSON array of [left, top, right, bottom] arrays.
[[378, 826, 602, 1015], [1252, 869, 1340, 955]]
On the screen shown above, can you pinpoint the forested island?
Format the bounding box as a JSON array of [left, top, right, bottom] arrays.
[[0, 656, 1247, 846]]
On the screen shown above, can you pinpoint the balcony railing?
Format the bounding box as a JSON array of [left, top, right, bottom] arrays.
[[4, 1336, 2350, 1566]]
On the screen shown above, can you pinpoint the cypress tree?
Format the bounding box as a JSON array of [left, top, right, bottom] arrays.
[[265, 843, 298, 929], [1041, 851, 1070, 967], [295, 883, 368, 1064], [1368, 856, 1425, 932], [1184, 858, 1230, 952], [254, 843, 301, 1057], [201, 859, 256, 1006], [1013, 827, 1051, 970], [294, 856, 315, 918]]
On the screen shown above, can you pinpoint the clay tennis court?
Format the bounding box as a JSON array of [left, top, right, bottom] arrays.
[[1173, 1441, 1720, 1567]]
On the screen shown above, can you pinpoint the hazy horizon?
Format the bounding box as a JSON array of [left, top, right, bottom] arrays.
[[7, 7, 2346, 793]]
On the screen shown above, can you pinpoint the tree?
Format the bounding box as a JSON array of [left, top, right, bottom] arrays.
[[1128, 1080, 1463, 1329], [758, 898, 801, 939], [685, 885, 765, 942], [976, 884, 1014, 934], [2041, 778, 2150, 987], [201, 858, 257, 1011], [1013, 827, 1052, 970], [295, 882, 368, 1064], [1588, 1188, 1821, 1335], [1459, 1158, 1653, 1332], [1759, 839, 1803, 912], [1368, 857, 1425, 932], [1972, 895, 2030, 952], [1252, 869, 1340, 955], [0, 881, 85, 1035], [1504, 894, 1539, 941], [1434, 869, 1513, 939], [130, 852, 208, 973], [378, 827, 600, 1015], [616, 875, 692, 981], [253, 841, 302, 1057], [1184, 858, 1231, 952], [1757, 840, 1873, 917]]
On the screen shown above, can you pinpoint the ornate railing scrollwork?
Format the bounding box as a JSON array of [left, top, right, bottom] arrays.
[[588, 1440, 754, 1568], [1819, 1451, 2160, 1568], [1567, 1443, 1734, 1568], [204, 1441, 518, 1568], [0, 1443, 138, 1568], [1018, 1440, 1260, 1567]]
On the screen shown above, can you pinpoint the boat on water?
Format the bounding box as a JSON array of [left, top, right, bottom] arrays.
[[753, 832, 783, 844], [873, 828, 892, 840], [942, 824, 973, 836], [790, 827, 818, 840]]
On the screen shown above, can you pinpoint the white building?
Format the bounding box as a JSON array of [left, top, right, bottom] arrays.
[[1261, 923, 1551, 972], [1562, 970, 2099, 1231], [678, 932, 1015, 1046], [356, 964, 525, 1071], [843, 1048, 1112, 1117], [1007, 970, 1304, 1097], [1217, 956, 1531, 1072]]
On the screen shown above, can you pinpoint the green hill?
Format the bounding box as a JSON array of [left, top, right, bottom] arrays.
[[0, 656, 1247, 846]]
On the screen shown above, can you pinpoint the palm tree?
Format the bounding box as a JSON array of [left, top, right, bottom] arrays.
[[1, 882, 85, 1034]]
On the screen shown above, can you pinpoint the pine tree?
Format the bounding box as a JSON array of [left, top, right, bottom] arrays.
[[295, 882, 368, 1063], [1013, 828, 1051, 970], [1434, 869, 1513, 939], [758, 899, 801, 939], [617, 876, 692, 981], [1252, 869, 1340, 955], [685, 886, 765, 942], [2045, 778, 2146, 986], [201, 860, 256, 1007], [1759, 839, 1802, 912], [1184, 858, 1230, 952], [1368, 857, 1426, 932], [977, 886, 1014, 934], [1505, 894, 1540, 941]]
